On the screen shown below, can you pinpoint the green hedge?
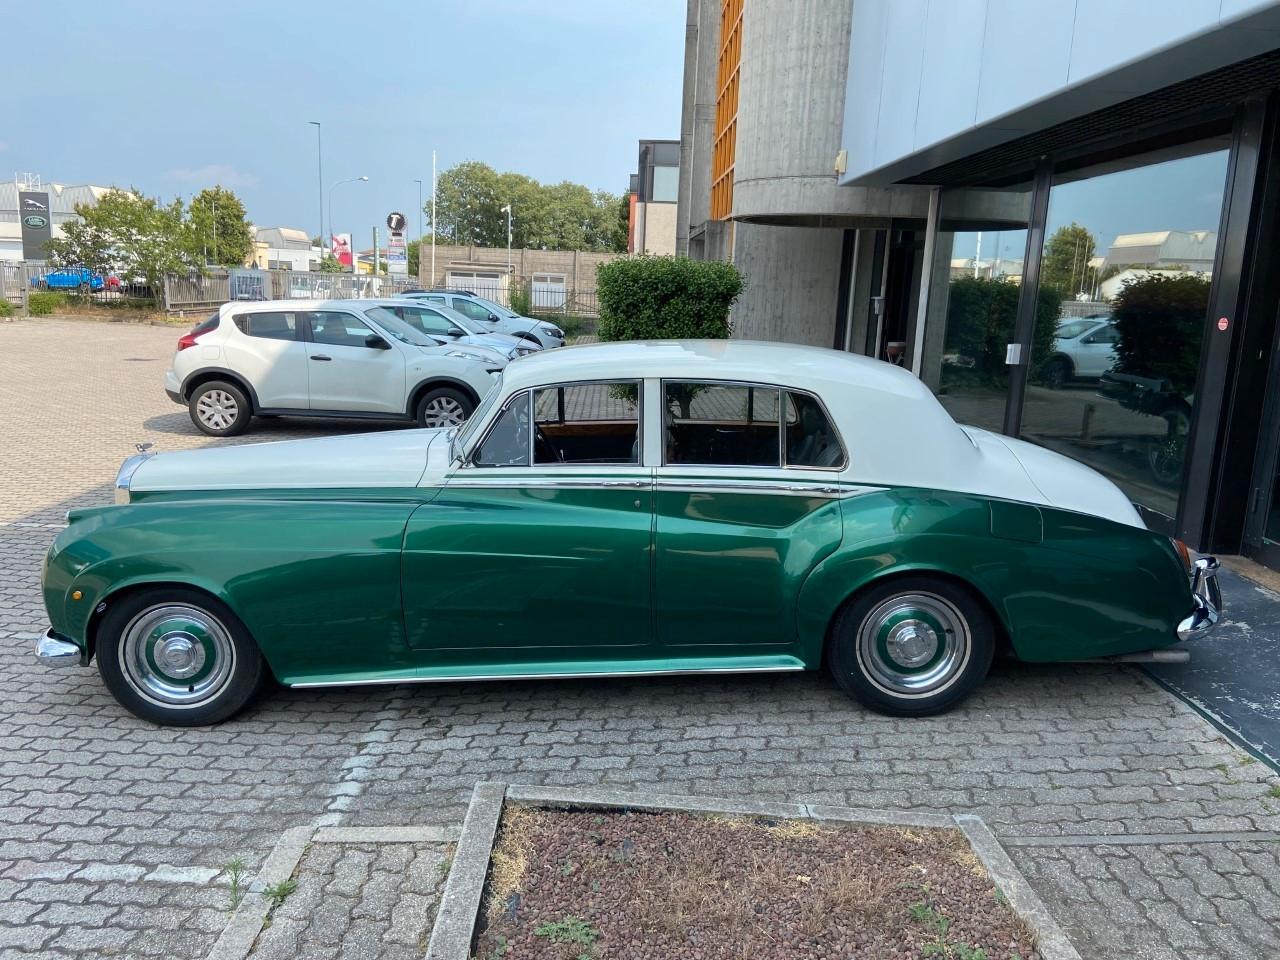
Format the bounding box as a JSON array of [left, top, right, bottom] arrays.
[[28, 291, 69, 316], [1111, 273, 1210, 396], [0, 299, 12, 317], [596, 255, 742, 341], [942, 277, 1061, 386]]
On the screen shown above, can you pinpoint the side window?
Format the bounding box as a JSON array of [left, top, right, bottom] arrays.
[[1087, 325, 1120, 345], [533, 381, 640, 465], [397, 306, 453, 337], [234, 312, 297, 341], [785, 392, 845, 468], [454, 300, 492, 322], [665, 382, 781, 467], [474, 392, 531, 467], [308, 311, 377, 348]]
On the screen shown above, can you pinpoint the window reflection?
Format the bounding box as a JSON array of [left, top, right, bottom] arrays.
[[920, 186, 1034, 432], [1021, 146, 1228, 523]]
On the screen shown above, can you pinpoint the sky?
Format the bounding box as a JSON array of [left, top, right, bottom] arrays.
[[3, 0, 686, 241], [952, 149, 1231, 263]]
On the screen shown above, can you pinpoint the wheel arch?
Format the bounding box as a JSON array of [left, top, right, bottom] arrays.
[[405, 377, 482, 417], [814, 565, 1014, 670], [181, 367, 260, 411]]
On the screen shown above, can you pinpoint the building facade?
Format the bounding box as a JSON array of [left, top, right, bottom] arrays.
[[678, 0, 1280, 569], [247, 226, 320, 272], [0, 180, 116, 262], [628, 139, 680, 255]]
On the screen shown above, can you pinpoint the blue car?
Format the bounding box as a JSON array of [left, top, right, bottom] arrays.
[[36, 268, 105, 291]]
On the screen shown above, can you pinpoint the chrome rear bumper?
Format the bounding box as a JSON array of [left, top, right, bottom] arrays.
[[36, 629, 84, 667], [1177, 557, 1222, 641]]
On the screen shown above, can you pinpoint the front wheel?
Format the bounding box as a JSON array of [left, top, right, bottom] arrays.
[[828, 576, 994, 717], [416, 387, 474, 428], [96, 588, 266, 726]]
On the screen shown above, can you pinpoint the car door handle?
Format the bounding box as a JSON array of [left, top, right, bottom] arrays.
[[598, 480, 647, 487], [310, 355, 332, 361]]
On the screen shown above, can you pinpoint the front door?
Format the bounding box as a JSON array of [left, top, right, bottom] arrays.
[[654, 381, 846, 651], [303, 310, 406, 413], [401, 379, 653, 663]]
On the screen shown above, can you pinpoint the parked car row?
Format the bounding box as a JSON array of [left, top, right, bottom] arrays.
[[41, 339, 1220, 725]]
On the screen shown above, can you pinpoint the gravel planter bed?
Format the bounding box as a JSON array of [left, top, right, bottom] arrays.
[[474, 805, 1040, 960]]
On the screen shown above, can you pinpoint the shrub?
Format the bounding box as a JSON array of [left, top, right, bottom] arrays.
[[596, 255, 742, 341], [28, 291, 69, 316], [0, 298, 13, 317], [942, 277, 1060, 385], [508, 282, 533, 317], [1110, 272, 1210, 395]]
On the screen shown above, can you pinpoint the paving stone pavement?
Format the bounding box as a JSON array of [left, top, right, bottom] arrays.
[[2, 317, 1280, 959], [245, 841, 450, 960]]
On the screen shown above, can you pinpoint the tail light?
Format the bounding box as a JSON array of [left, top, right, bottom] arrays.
[[1171, 538, 1193, 575], [177, 332, 199, 351]]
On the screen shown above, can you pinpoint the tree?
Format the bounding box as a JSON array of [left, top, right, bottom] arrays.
[[46, 189, 201, 305], [1041, 223, 1096, 298], [316, 254, 345, 273], [429, 161, 625, 253], [187, 186, 253, 266]]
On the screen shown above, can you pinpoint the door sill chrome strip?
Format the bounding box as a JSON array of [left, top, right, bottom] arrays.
[[288, 664, 805, 688]]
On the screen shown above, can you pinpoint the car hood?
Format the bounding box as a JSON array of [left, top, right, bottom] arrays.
[[961, 426, 1144, 528], [128, 429, 448, 493]]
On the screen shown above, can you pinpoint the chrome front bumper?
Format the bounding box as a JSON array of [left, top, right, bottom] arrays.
[[35, 629, 84, 668], [1176, 557, 1222, 641]]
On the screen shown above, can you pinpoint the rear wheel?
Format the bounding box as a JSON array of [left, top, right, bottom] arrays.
[[1044, 357, 1071, 390], [96, 588, 266, 726], [415, 387, 474, 428], [828, 575, 994, 716], [189, 380, 250, 437]]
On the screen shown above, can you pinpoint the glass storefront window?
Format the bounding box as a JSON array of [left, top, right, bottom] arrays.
[[1020, 144, 1230, 524], [919, 185, 1034, 432]]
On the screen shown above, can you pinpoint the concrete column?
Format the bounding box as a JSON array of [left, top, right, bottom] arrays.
[[730, 223, 844, 346]]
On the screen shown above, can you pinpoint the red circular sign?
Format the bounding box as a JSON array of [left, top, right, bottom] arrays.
[[1217, 317, 1229, 331]]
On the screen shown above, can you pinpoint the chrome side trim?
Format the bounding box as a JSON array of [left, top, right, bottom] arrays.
[[35, 629, 84, 668], [289, 663, 805, 689], [114, 451, 157, 505], [445, 477, 648, 490], [442, 476, 881, 498]]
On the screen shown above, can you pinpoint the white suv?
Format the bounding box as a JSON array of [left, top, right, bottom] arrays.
[[164, 300, 503, 437]]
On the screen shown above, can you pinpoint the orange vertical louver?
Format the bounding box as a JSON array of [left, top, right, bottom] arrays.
[[710, 0, 742, 221]]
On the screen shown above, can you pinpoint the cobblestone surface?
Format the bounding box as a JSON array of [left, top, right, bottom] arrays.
[[246, 841, 450, 960], [2, 318, 1280, 959]]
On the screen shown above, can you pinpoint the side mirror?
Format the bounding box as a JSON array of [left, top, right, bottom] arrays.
[[446, 327, 463, 338], [365, 334, 391, 350], [487, 313, 500, 322]]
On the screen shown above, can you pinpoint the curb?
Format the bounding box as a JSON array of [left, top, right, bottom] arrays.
[[427, 782, 1082, 960]]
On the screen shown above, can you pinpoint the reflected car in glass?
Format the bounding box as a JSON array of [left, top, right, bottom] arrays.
[[39, 341, 1220, 725], [1043, 315, 1118, 388]]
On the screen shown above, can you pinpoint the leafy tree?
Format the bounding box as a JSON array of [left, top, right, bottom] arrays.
[[1041, 223, 1096, 298], [430, 161, 624, 253], [187, 186, 253, 266], [46, 189, 201, 305], [316, 254, 345, 273], [597, 255, 742, 341]]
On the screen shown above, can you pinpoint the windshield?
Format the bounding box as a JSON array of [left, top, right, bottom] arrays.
[[468, 293, 520, 319], [1055, 318, 1108, 339], [454, 372, 504, 458], [363, 306, 436, 346]]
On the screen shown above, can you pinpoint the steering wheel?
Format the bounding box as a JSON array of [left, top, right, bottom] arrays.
[[534, 423, 564, 462]]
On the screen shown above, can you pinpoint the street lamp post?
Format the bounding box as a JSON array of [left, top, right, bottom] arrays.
[[328, 176, 369, 272], [308, 122, 323, 258]]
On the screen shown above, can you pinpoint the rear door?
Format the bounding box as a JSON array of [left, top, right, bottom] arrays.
[[303, 309, 406, 413], [223, 310, 310, 408], [653, 381, 846, 651]]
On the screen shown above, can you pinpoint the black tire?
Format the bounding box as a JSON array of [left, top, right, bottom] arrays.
[[188, 380, 251, 437], [96, 587, 267, 726], [1044, 357, 1071, 390], [828, 575, 995, 717], [415, 386, 474, 428]]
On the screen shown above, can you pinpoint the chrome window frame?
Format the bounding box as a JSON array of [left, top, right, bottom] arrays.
[[465, 378, 645, 470], [659, 378, 848, 472]]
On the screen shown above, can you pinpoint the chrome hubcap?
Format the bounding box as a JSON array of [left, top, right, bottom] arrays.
[[857, 592, 970, 698], [421, 397, 466, 427], [118, 604, 235, 708], [196, 390, 239, 430]]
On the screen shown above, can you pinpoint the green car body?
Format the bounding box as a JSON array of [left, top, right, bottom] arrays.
[[37, 341, 1221, 721]]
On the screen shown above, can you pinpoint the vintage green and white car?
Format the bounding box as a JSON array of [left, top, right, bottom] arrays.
[[37, 341, 1221, 725]]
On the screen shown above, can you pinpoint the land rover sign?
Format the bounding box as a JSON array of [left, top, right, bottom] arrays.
[[19, 192, 52, 261]]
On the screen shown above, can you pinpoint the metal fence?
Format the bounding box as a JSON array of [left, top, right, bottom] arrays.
[[1, 262, 156, 306]]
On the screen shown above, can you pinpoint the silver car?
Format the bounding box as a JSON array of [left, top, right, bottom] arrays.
[[399, 291, 565, 348], [364, 299, 538, 362]]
